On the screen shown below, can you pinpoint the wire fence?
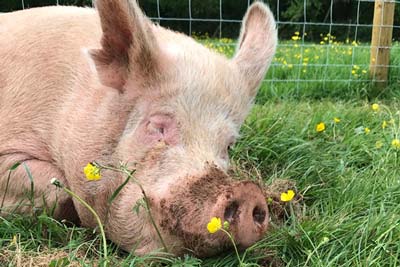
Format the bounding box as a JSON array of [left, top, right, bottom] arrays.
[[3, 0, 400, 94]]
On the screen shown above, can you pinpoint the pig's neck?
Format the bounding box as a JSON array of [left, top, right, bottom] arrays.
[[53, 76, 139, 226], [104, 182, 154, 251]]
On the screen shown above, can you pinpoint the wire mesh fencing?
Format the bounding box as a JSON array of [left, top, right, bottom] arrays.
[[2, 0, 400, 96]]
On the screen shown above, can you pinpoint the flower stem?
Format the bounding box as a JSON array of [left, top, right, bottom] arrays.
[[141, 186, 169, 253], [289, 202, 296, 226], [221, 228, 243, 266], [333, 124, 337, 141], [121, 168, 169, 253], [97, 163, 169, 253], [62, 187, 108, 266]]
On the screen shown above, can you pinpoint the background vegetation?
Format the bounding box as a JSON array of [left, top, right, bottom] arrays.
[[1, 0, 399, 41]]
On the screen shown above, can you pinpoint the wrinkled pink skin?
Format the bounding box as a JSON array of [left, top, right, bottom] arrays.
[[0, 0, 277, 257]]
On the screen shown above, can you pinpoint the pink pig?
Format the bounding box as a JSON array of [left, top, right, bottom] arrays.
[[0, 0, 277, 257]]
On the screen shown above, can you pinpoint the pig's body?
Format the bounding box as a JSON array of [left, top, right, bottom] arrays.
[[0, 6, 123, 225], [0, 0, 277, 257]]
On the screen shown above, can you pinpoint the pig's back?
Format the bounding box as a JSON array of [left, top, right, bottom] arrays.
[[0, 6, 101, 157]]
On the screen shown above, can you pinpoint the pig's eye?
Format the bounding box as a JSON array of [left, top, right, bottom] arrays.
[[142, 114, 179, 145], [227, 141, 235, 151], [157, 126, 164, 135], [146, 121, 165, 138], [222, 141, 235, 159]]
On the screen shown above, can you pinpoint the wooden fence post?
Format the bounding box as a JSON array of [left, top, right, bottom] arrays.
[[370, 0, 396, 88]]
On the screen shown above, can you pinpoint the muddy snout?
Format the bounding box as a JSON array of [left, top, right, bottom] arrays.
[[212, 181, 269, 248], [157, 170, 269, 257]]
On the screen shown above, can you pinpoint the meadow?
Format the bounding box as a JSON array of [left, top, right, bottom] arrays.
[[1, 35, 400, 266]]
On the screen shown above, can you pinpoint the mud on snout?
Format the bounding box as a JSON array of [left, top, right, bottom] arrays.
[[156, 166, 269, 257]]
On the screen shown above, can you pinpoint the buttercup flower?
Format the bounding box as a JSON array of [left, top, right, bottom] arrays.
[[364, 127, 370, 134], [84, 162, 101, 181], [375, 140, 383, 149], [391, 139, 400, 149], [371, 103, 380, 112], [316, 122, 326, 132], [321, 236, 330, 244], [223, 221, 230, 230], [207, 217, 222, 234], [50, 177, 62, 187], [11, 235, 17, 246], [50, 177, 57, 185], [334, 117, 341, 123], [382, 120, 387, 129], [281, 190, 295, 202]]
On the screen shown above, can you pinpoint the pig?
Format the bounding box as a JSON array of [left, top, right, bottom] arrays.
[[0, 0, 277, 257]]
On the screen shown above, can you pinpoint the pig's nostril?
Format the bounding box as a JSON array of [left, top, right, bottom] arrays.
[[224, 201, 239, 223], [252, 206, 266, 225]]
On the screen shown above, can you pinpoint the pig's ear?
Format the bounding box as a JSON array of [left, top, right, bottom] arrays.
[[233, 2, 277, 98], [89, 0, 159, 89]]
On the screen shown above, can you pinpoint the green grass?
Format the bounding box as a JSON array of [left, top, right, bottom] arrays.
[[1, 38, 400, 266], [232, 99, 400, 267], [200, 33, 400, 100], [262, 39, 400, 100]]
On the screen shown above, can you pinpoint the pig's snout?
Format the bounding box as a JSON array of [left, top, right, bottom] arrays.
[[157, 170, 269, 257], [213, 181, 268, 248]]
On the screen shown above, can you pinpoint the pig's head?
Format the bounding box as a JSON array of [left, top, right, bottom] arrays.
[[88, 0, 277, 257]]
